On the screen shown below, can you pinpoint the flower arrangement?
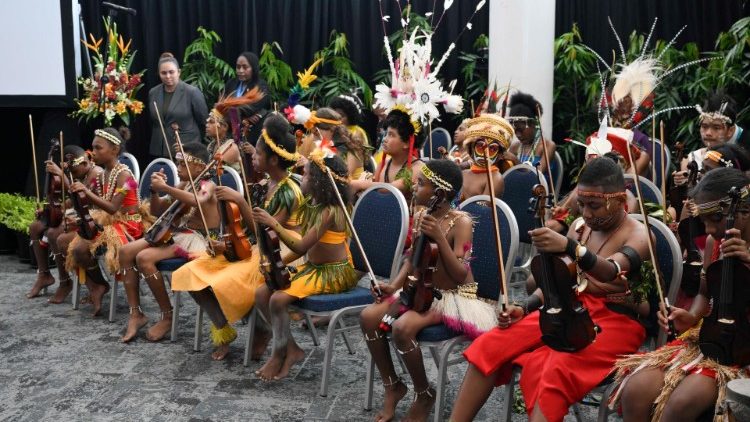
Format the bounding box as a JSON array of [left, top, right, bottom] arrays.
[[71, 17, 145, 126]]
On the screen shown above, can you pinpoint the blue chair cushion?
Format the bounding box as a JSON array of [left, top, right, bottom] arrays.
[[156, 257, 189, 272], [416, 323, 459, 342], [295, 287, 373, 312]]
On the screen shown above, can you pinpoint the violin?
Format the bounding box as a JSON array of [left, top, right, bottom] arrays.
[[250, 182, 290, 290], [40, 138, 63, 228], [668, 143, 694, 219], [228, 108, 264, 186], [529, 184, 599, 352], [676, 161, 703, 297], [144, 167, 215, 247], [64, 156, 100, 240], [216, 154, 253, 262], [699, 186, 750, 366], [400, 191, 444, 313]]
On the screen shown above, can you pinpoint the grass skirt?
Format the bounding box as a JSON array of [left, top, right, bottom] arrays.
[[610, 327, 747, 422]]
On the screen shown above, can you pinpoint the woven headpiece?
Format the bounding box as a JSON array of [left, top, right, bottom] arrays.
[[462, 114, 513, 150]]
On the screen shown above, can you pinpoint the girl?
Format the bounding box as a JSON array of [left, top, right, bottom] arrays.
[[67, 127, 146, 316], [172, 114, 304, 360], [251, 151, 358, 381], [459, 114, 511, 201]]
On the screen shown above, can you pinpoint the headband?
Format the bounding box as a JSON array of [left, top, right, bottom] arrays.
[[338, 94, 362, 115], [208, 108, 228, 125], [421, 165, 454, 192], [694, 185, 750, 216], [261, 129, 300, 162], [308, 148, 349, 184], [696, 104, 733, 126], [704, 150, 734, 168], [305, 111, 343, 131], [94, 129, 121, 146], [390, 104, 422, 135], [70, 155, 87, 167], [174, 151, 206, 166]]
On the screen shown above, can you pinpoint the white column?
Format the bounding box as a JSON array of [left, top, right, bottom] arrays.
[[488, 0, 556, 137]]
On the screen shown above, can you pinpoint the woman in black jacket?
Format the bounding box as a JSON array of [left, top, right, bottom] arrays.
[[223, 52, 271, 144]]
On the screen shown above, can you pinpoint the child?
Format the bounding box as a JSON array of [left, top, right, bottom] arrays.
[[28, 146, 103, 302], [67, 127, 146, 316], [171, 114, 304, 360], [359, 159, 497, 422], [613, 167, 750, 422], [349, 107, 424, 201], [459, 114, 512, 201], [251, 151, 358, 380], [118, 142, 219, 342]]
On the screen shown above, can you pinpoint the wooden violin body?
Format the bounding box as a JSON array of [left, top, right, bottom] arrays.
[[529, 184, 598, 352], [144, 201, 190, 246], [400, 193, 444, 313], [215, 155, 252, 262], [699, 187, 750, 366], [64, 165, 99, 240], [699, 259, 750, 366], [677, 216, 705, 297], [40, 139, 63, 228], [250, 183, 289, 290]]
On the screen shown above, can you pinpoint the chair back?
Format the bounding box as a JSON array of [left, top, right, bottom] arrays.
[[631, 214, 683, 346], [214, 166, 244, 196], [422, 127, 452, 160], [350, 183, 409, 279], [139, 158, 179, 199], [119, 152, 140, 183], [502, 164, 548, 244], [649, 139, 671, 189], [459, 196, 519, 302], [624, 174, 664, 206]]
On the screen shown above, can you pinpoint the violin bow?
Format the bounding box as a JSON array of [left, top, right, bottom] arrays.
[[660, 121, 667, 223], [153, 101, 175, 162], [59, 131, 66, 215], [227, 108, 259, 219], [651, 115, 657, 181], [483, 148, 509, 311], [325, 168, 382, 297], [624, 135, 676, 340], [28, 115, 41, 207], [174, 131, 215, 256], [536, 104, 557, 207]]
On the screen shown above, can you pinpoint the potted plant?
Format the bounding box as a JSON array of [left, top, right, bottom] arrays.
[[0, 193, 38, 264]]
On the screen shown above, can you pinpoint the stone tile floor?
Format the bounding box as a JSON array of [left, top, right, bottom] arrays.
[[0, 255, 608, 421]]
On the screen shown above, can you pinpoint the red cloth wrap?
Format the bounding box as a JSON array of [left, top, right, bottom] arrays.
[[463, 294, 645, 422]]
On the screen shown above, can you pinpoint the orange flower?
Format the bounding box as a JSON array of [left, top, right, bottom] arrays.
[[81, 33, 103, 54], [115, 101, 127, 114], [129, 101, 144, 114], [117, 35, 132, 56]]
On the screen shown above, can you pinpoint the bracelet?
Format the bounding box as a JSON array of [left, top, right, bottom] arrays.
[[565, 238, 578, 259], [577, 245, 597, 271], [606, 258, 622, 281]]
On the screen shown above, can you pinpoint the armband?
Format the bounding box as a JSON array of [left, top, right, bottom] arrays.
[[565, 238, 578, 259], [576, 244, 597, 271], [619, 245, 642, 275]]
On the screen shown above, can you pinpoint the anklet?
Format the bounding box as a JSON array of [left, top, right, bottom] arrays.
[[36, 269, 51, 274], [414, 385, 434, 400], [364, 330, 384, 342], [396, 339, 419, 355], [382, 375, 402, 388], [160, 308, 173, 319], [118, 266, 139, 276], [129, 306, 143, 315], [144, 271, 162, 281]]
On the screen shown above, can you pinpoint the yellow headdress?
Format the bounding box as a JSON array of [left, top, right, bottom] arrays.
[[463, 114, 514, 150], [308, 148, 349, 184], [261, 129, 300, 162]]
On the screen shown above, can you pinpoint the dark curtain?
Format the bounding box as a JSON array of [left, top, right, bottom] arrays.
[[3, 0, 747, 196]]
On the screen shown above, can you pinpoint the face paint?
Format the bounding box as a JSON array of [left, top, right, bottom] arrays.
[[584, 213, 619, 231], [471, 139, 501, 165]]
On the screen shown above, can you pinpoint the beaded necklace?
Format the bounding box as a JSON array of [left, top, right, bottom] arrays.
[[102, 163, 131, 201]]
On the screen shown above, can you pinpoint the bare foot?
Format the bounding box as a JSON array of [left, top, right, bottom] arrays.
[[145, 312, 172, 342], [374, 379, 407, 422], [256, 353, 285, 381], [80, 295, 92, 305], [251, 329, 271, 361], [212, 344, 230, 361], [301, 315, 331, 330], [402, 387, 436, 422], [87, 282, 110, 317], [121, 312, 148, 343], [27, 272, 55, 298], [274, 343, 305, 380], [48, 280, 73, 304]]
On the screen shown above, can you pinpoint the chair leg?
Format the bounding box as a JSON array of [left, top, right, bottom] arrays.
[[171, 289, 180, 342], [597, 382, 618, 422], [72, 273, 80, 310], [193, 306, 203, 352], [338, 318, 355, 355], [502, 367, 519, 422], [364, 354, 375, 410], [433, 347, 452, 422], [243, 308, 257, 367], [304, 313, 320, 346], [108, 278, 117, 323], [320, 310, 345, 397]]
